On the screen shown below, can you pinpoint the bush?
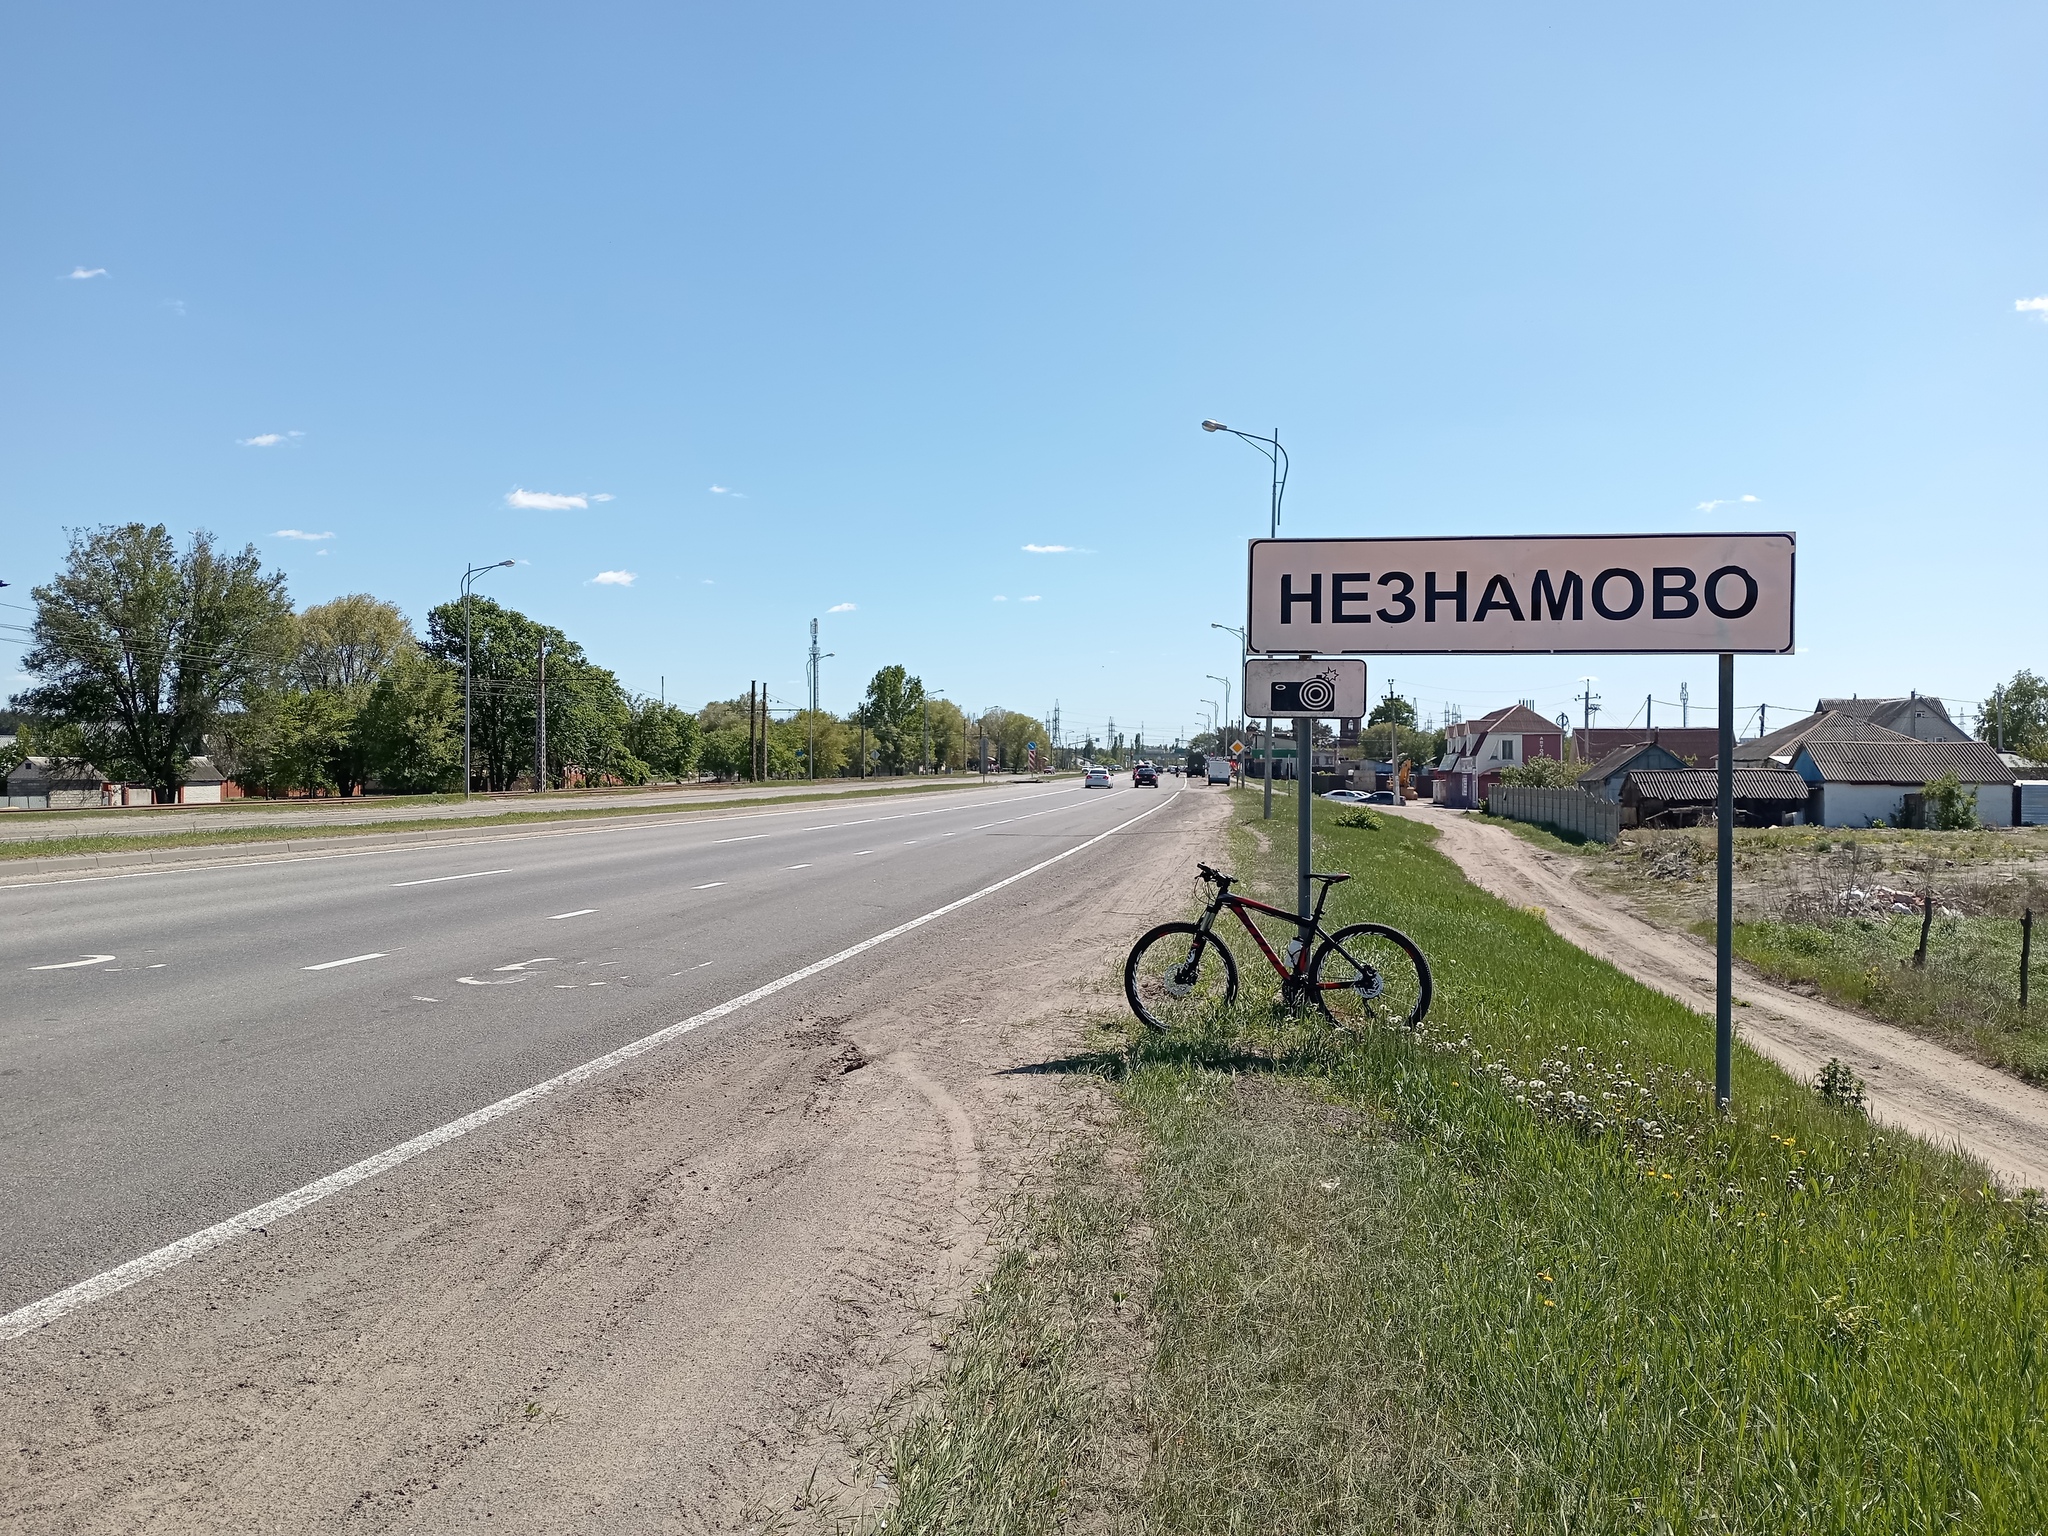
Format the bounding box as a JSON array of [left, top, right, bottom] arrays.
[[1335, 807, 1384, 830], [1496, 755, 1576, 787], [1924, 772, 1978, 831]]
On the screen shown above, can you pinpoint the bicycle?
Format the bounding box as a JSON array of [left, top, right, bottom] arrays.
[[1124, 862, 1432, 1033]]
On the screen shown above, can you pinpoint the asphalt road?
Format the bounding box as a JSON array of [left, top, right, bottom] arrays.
[[0, 772, 1187, 1316]]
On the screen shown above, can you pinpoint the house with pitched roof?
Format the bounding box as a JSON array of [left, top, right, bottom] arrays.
[[1432, 704, 1565, 809], [1791, 737, 2014, 827], [1576, 740, 1690, 802]]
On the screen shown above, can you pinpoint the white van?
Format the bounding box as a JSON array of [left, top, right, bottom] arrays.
[[1206, 757, 1233, 785]]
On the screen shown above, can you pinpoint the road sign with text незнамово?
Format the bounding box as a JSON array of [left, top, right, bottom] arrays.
[[1248, 533, 1793, 655]]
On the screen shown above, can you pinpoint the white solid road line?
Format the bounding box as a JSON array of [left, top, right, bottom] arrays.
[[711, 834, 770, 844], [391, 869, 513, 888], [0, 789, 1182, 1345], [28, 954, 118, 970], [692, 881, 726, 889], [302, 952, 392, 971], [545, 909, 598, 920], [786, 864, 811, 870]]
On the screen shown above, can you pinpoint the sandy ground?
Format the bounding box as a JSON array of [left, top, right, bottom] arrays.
[[0, 790, 1226, 1533], [1393, 804, 2048, 1191]]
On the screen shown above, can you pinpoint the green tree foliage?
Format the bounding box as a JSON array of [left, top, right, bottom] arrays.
[[424, 596, 645, 790], [699, 725, 752, 780], [977, 707, 1051, 772], [13, 524, 294, 795], [1922, 771, 1979, 830], [289, 594, 415, 794], [357, 651, 462, 793], [863, 665, 928, 774], [1977, 669, 2048, 760], [1367, 693, 1417, 729], [626, 698, 702, 780], [233, 686, 354, 796], [1496, 755, 1578, 787]]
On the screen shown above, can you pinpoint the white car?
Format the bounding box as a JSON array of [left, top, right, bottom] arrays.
[[1321, 789, 1371, 802], [1084, 767, 1113, 788]]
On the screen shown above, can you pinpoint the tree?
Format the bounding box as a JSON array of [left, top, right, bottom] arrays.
[[863, 665, 927, 774], [1978, 670, 2048, 761], [13, 524, 294, 796], [295, 595, 413, 691], [1367, 693, 1417, 730], [699, 725, 751, 780], [1496, 755, 1577, 787], [626, 698, 702, 781], [233, 686, 354, 796], [1923, 771, 1979, 831], [357, 651, 463, 793], [423, 596, 645, 790]]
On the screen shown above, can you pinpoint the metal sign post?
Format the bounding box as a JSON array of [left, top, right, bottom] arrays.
[[1245, 533, 1793, 1109], [1249, 658, 1370, 927]]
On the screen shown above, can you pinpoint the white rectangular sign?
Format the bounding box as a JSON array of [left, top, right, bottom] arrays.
[[1247, 533, 1794, 655], [1244, 657, 1368, 719]]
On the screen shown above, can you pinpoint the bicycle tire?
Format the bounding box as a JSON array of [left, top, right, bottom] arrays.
[[1309, 922, 1432, 1029], [1124, 922, 1238, 1033]]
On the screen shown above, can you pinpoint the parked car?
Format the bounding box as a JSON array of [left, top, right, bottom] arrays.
[[1132, 764, 1159, 787], [1206, 757, 1233, 785], [1363, 789, 1399, 804], [1084, 767, 1113, 788], [1321, 789, 1370, 802]]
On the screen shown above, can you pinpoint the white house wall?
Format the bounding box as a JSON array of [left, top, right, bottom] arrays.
[[1816, 782, 2012, 828]]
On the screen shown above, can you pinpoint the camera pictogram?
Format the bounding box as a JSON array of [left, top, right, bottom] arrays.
[[1270, 668, 1339, 714]]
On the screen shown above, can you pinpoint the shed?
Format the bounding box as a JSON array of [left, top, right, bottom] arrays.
[[1790, 738, 2015, 828], [1576, 741, 1690, 803], [179, 756, 227, 805], [4, 756, 110, 810], [1620, 767, 1811, 828]]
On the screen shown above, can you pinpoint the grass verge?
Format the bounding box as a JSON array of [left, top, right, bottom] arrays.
[[881, 792, 2048, 1534], [1735, 911, 2048, 1081], [0, 777, 1028, 864]]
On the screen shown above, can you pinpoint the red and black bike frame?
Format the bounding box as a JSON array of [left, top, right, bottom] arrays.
[[1196, 880, 1343, 991]]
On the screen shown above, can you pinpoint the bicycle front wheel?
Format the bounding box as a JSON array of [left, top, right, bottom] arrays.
[[1310, 922, 1432, 1029], [1125, 922, 1238, 1033]]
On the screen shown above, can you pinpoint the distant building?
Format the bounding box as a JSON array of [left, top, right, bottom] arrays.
[[1576, 741, 1689, 803], [1572, 726, 1720, 769], [1732, 710, 1924, 767], [1790, 738, 2014, 828], [1433, 704, 1565, 809], [1813, 695, 1971, 744], [5, 756, 110, 810], [1619, 766, 1811, 829]]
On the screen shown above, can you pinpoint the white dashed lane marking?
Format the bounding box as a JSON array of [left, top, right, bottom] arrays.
[[303, 953, 391, 972], [392, 870, 512, 888], [545, 909, 598, 920]]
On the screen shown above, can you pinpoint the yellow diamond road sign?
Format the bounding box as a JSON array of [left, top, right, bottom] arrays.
[[1230, 740, 1245, 754]]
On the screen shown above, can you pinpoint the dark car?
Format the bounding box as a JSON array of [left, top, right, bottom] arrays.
[[1132, 764, 1159, 787]]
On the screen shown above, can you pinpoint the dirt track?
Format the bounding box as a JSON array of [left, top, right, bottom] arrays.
[[0, 790, 1226, 1533], [1394, 804, 2048, 1191]]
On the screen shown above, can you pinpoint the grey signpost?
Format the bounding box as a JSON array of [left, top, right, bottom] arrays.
[[1245, 533, 1794, 1108]]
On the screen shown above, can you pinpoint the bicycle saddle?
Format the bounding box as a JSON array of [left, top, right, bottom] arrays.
[[1308, 872, 1352, 884]]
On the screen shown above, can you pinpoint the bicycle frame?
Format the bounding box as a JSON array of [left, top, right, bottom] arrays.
[[1196, 880, 1339, 986]]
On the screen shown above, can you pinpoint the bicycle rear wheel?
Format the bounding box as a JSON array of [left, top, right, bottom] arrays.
[[1125, 922, 1238, 1032], [1309, 922, 1432, 1029]]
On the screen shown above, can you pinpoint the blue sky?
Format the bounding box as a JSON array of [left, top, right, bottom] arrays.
[[5, 3, 2045, 747]]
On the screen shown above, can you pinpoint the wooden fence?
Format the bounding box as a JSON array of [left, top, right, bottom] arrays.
[[1486, 784, 1622, 845]]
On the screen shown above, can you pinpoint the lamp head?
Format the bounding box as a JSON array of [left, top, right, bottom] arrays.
[[499, 559, 515, 567], [1200, 419, 1226, 433]]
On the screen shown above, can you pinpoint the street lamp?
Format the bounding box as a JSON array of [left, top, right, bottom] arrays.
[[461, 560, 516, 799], [806, 616, 834, 781], [1202, 422, 1289, 818]]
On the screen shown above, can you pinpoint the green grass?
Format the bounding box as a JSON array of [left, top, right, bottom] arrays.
[[880, 794, 2048, 1535], [0, 776, 1023, 863], [1470, 809, 1608, 854], [1737, 912, 2048, 1082]]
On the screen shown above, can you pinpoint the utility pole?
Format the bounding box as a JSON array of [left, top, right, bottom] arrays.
[[1577, 678, 1601, 732], [1645, 692, 1653, 731], [532, 639, 547, 792], [1681, 681, 1689, 726], [858, 705, 867, 780], [747, 682, 759, 782], [805, 618, 832, 781]]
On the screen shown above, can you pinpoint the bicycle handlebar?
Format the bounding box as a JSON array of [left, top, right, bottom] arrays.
[[1196, 863, 1234, 886]]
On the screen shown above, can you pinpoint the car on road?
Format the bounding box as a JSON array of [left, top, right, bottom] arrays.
[[1321, 789, 1371, 802], [1363, 789, 1400, 804], [1205, 757, 1233, 785], [1084, 767, 1113, 788], [1132, 764, 1159, 787]]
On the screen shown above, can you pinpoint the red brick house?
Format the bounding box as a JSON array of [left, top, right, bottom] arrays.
[[1432, 705, 1566, 809]]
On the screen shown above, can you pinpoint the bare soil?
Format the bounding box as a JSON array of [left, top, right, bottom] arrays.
[[0, 794, 1227, 1534], [1393, 804, 2048, 1191]]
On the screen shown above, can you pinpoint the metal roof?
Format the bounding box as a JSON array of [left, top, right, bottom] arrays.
[[1623, 767, 1809, 802], [1576, 741, 1687, 784], [1731, 710, 1918, 763], [1794, 738, 2014, 785]]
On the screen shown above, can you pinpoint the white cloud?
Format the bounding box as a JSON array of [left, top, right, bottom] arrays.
[[1022, 543, 1073, 554], [506, 488, 588, 510], [2017, 296, 2048, 319], [273, 529, 335, 541], [590, 570, 636, 586], [993, 595, 1008, 602], [1021, 594, 1042, 602], [164, 299, 186, 316], [591, 493, 615, 502], [827, 602, 856, 612], [65, 267, 108, 280], [1693, 494, 1761, 513], [701, 578, 715, 585], [708, 485, 748, 498]]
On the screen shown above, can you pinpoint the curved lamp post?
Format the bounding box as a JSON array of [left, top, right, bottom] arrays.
[[461, 560, 515, 799], [1203, 422, 1289, 818]]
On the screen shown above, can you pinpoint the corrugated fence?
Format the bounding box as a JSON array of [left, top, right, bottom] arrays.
[[1486, 784, 1622, 845]]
